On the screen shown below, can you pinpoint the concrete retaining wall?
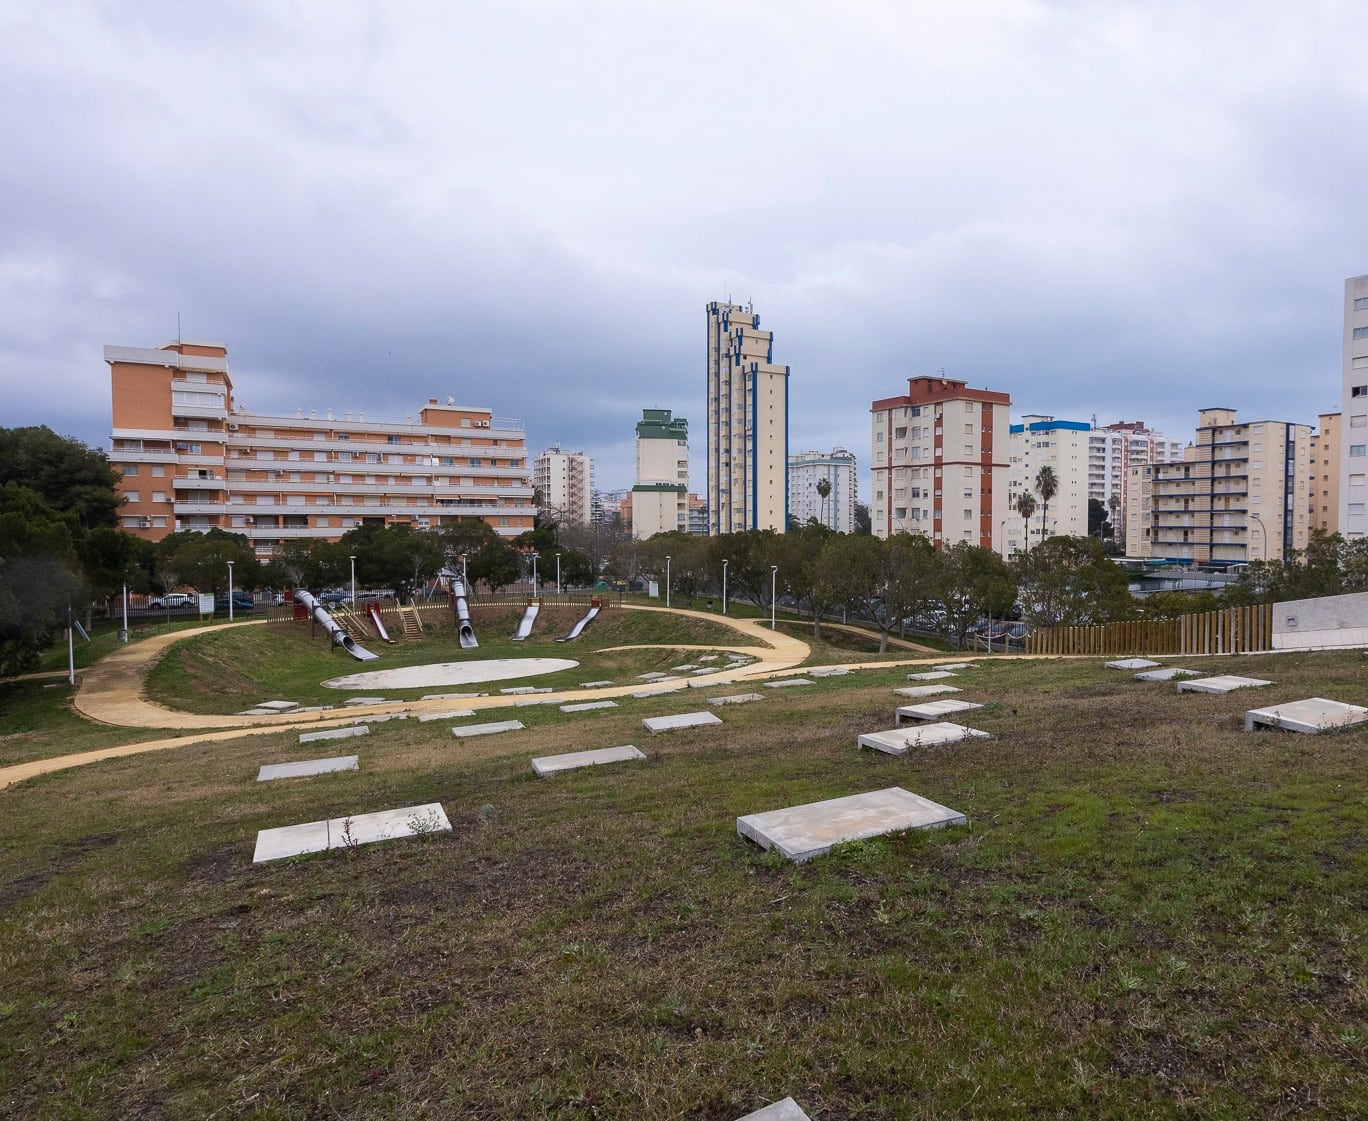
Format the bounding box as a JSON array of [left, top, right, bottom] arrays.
[[1272, 591, 1368, 650]]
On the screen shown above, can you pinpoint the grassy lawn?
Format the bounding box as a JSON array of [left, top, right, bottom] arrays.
[[145, 605, 758, 715], [0, 678, 191, 767], [2, 638, 1366, 1118]]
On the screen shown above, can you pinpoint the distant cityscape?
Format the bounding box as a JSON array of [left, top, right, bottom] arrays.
[[105, 275, 1365, 568]]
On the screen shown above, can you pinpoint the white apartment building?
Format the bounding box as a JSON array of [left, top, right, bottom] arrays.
[[706, 301, 790, 534], [1087, 421, 1183, 535], [1007, 416, 1091, 553], [870, 376, 1011, 551], [1338, 274, 1368, 538], [632, 408, 689, 539], [107, 341, 534, 559], [788, 447, 857, 533], [533, 446, 594, 525]]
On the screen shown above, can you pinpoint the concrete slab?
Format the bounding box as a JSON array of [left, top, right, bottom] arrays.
[[257, 755, 359, 782], [907, 670, 957, 681], [895, 699, 986, 723], [636, 671, 670, 680], [515, 697, 563, 707], [643, 711, 723, 734], [810, 667, 850, 678], [559, 700, 619, 713], [763, 678, 815, 688], [1133, 667, 1200, 681], [253, 803, 450, 863], [255, 700, 299, 711], [417, 708, 477, 723], [895, 685, 963, 698], [1106, 658, 1162, 670], [709, 693, 764, 706], [299, 725, 370, 744], [361, 713, 407, 723], [1244, 697, 1368, 733], [420, 692, 486, 700], [344, 696, 388, 706], [451, 720, 524, 738], [934, 662, 978, 671], [631, 688, 676, 699], [737, 786, 966, 863], [735, 1099, 812, 1121], [859, 722, 990, 754], [323, 658, 577, 691], [690, 667, 715, 675], [1177, 675, 1274, 694], [698, 654, 721, 662], [500, 686, 540, 695], [579, 679, 615, 688], [689, 678, 733, 689], [670, 664, 700, 672], [531, 745, 646, 777]]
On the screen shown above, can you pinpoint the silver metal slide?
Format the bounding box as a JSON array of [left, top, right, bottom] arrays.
[[555, 604, 600, 643], [295, 590, 379, 661], [453, 580, 479, 648], [512, 602, 539, 641]]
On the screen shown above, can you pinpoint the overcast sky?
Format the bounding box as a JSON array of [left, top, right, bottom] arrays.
[[2, 0, 1364, 497]]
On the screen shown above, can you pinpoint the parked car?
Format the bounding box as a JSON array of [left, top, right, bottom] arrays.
[[319, 590, 350, 606], [149, 592, 197, 609], [215, 592, 255, 613]]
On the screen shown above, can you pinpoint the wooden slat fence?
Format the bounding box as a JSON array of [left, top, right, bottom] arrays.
[[1026, 603, 1272, 657]]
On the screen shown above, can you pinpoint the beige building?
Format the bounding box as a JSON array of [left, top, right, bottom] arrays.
[[788, 447, 858, 533], [1007, 417, 1091, 553], [1339, 274, 1368, 539], [107, 341, 534, 558], [706, 301, 790, 534], [533, 446, 594, 525], [870, 375, 1011, 551], [632, 408, 688, 539], [1131, 407, 1311, 564], [1310, 412, 1340, 534]]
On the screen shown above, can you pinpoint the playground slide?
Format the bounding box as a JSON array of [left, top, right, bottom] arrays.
[[511, 602, 539, 641], [555, 604, 600, 643], [295, 590, 378, 661], [452, 579, 479, 649], [369, 605, 395, 644]]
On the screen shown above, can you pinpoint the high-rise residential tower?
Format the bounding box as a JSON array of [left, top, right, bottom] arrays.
[[788, 447, 858, 533], [706, 301, 790, 534], [632, 408, 689, 539], [1339, 274, 1368, 539], [533, 446, 594, 525]]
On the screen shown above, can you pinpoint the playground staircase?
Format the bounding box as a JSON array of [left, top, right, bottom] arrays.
[[399, 606, 422, 639], [335, 606, 373, 639]]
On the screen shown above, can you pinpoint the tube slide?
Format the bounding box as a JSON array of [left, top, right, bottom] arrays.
[[555, 603, 601, 643], [511, 601, 539, 641], [369, 605, 395, 644], [453, 579, 479, 649], [295, 590, 379, 661]]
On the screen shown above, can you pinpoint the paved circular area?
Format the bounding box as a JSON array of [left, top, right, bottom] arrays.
[[321, 657, 580, 690]]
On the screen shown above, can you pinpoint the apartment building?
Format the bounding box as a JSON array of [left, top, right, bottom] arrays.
[[632, 408, 689, 539], [687, 494, 709, 536], [1134, 407, 1311, 564], [1311, 412, 1340, 534], [1088, 421, 1183, 537], [107, 341, 534, 559], [533, 446, 594, 525], [1339, 274, 1368, 539], [870, 375, 1010, 551], [1007, 416, 1091, 554], [788, 447, 858, 533], [706, 301, 790, 534]]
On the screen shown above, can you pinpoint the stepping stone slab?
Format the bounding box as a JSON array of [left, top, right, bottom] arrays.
[[735, 1100, 812, 1121], [895, 685, 963, 698], [531, 745, 646, 777], [689, 678, 732, 689], [255, 700, 299, 711], [257, 755, 360, 782], [934, 662, 978, 671], [896, 699, 986, 723], [1106, 658, 1161, 670], [1177, 675, 1274, 694], [420, 692, 486, 700], [636, 672, 669, 681], [344, 696, 388, 706], [859, 722, 990, 754], [810, 667, 850, 677], [253, 803, 451, 863], [698, 654, 721, 662], [764, 678, 815, 688], [690, 667, 716, 675], [643, 711, 723, 734], [500, 686, 540, 695], [737, 786, 966, 863], [559, 700, 619, 713], [907, 670, 957, 681], [362, 713, 407, 723], [631, 688, 676, 698], [451, 720, 525, 738], [709, 693, 764, 706], [671, 664, 700, 672], [1244, 697, 1368, 733], [579, 680, 615, 688], [299, 725, 370, 744], [1134, 667, 1200, 681], [417, 708, 477, 723], [516, 697, 562, 707]]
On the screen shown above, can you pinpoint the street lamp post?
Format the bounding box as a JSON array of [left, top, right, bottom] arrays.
[[121, 582, 129, 643], [1249, 513, 1266, 562], [770, 565, 778, 630], [555, 552, 562, 596], [532, 553, 539, 596], [722, 559, 729, 615], [227, 560, 235, 622], [665, 555, 672, 608], [349, 554, 357, 607]]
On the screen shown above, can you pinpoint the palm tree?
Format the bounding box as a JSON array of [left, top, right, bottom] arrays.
[[1107, 492, 1122, 546], [1013, 492, 1036, 555], [816, 476, 832, 527], [1034, 465, 1058, 546]]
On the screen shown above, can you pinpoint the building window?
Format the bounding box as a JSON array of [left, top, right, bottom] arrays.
[[151, 465, 165, 477], [963, 509, 973, 519], [1355, 327, 1368, 340], [1351, 503, 1366, 515], [1353, 445, 1367, 457], [124, 491, 140, 503], [1356, 297, 1368, 310]]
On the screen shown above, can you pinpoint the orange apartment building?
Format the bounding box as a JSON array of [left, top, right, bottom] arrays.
[[108, 341, 535, 558]]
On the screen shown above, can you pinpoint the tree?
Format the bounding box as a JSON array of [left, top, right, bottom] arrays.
[[1033, 466, 1058, 543], [853, 503, 872, 535], [0, 482, 88, 675], [0, 426, 121, 529], [1015, 535, 1134, 626], [829, 533, 939, 652], [340, 524, 445, 601], [774, 522, 837, 636], [1013, 492, 1037, 555], [1088, 498, 1108, 539], [467, 536, 521, 593], [1107, 493, 1122, 544], [161, 529, 260, 595], [931, 542, 1018, 649], [816, 476, 833, 527]]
